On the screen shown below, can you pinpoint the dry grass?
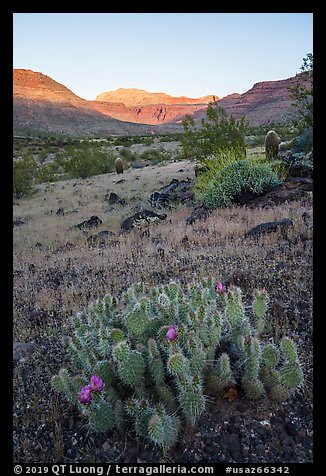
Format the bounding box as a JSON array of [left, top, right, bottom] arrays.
[[13, 158, 313, 463]]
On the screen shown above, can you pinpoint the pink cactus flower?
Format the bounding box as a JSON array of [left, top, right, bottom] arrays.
[[79, 385, 92, 405], [89, 375, 104, 392], [216, 282, 226, 294], [166, 324, 178, 341]]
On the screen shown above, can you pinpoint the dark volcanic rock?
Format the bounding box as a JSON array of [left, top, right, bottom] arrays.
[[120, 209, 167, 231], [56, 207, 65, 216], [218, 433, 241, 460], [179, 190, 195, 202], [149, 191, 171, 209], [160, 178, 192, 195], [105, 192, 127, 206], [150, 179, 193, 208], [186, 206, 210, 225], [13, 342, 35, 361], [246, 218, 293, 237], [28, 307, 51, 325], [54, 241, 76, 254], [87, 230, 115, 247], [234, 190, 260, 205], [13, 219, 25, 227], [71, 215, 102, 230], [248, 178, 312, 208], [288, 163, 313, 179]]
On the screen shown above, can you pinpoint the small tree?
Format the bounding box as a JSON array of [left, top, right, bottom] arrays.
[[181, 104, 247, 162], [289, 53, 313, 134], [63, 150, 115, 178], [13, 157, 38, 198]]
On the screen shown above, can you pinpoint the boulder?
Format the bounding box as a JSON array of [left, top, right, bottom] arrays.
[[245, 218, 293, 238], [186, 206, 210, 225], [149, 191, 171, 209], [71, 215, 102, 230], [160, 178, 192, 195], [288, 163, 313, 179], [87, 230, 115, 247], [279, 140, 292, 152], [234, 190, 260, 205], [13, 219, 25, 227], [13, 342, 35, 362], [179, 190, 195, 202], [150, 178, 193, 208], [218, 433, 241, 460], [105, 192, 127, 205], [56, 207, 65, 216], [248, 178, 313, 208], [120, 209, 167, 231]]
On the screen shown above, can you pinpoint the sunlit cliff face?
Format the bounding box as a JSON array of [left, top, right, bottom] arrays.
[[13, 69, 303, 134]]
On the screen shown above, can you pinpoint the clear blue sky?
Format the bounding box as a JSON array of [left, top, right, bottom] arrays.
[[13, 13, 313, 100]]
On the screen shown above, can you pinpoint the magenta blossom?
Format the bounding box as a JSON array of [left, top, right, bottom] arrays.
[[79, 385, 92, 405], [89, 375, 104, 392], [166, 324, 178, 341], [216, 282, 226, 294]]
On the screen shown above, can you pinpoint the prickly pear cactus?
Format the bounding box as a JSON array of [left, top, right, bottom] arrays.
[[252, 288, 269, 334], [52, 278, 304, 452]]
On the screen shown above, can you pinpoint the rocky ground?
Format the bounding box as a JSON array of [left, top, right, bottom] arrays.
[[13, 159, 313, 464]]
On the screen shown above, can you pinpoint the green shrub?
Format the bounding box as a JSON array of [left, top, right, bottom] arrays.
[[119, 148, 137, 162], [181, 104, 247, 162], [197, 145, 246, 175], [62, 150, 116, 178], [62, 152, 95, 178], [288, 53, 313, 134], [290, 152, 313, 169], [35, 162, 64, 184], [112, 136, 155, 147], [13, 156, 38, 198], [158, 133, 183, 142], [195, 153, 282, 208], [291, 127, 313, 154], [52, 278, 303, 453], [140, 148, 173, 164], [245, 123, 296, 147]]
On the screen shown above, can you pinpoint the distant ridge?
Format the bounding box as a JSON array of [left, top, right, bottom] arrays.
[[95, 87, 217, 106], [13, 69, 155, 136], [13, 69, 306, 136], [190, 77, 308, 126]]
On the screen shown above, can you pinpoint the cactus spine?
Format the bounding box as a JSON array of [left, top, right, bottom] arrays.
[[148, 406, 179, 452], [252, 289, 269, 334], [225, 286, 248, 339], [216, 352, 235, 393], [241, 336, 265, 399], [269, 337, 304, 401]]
